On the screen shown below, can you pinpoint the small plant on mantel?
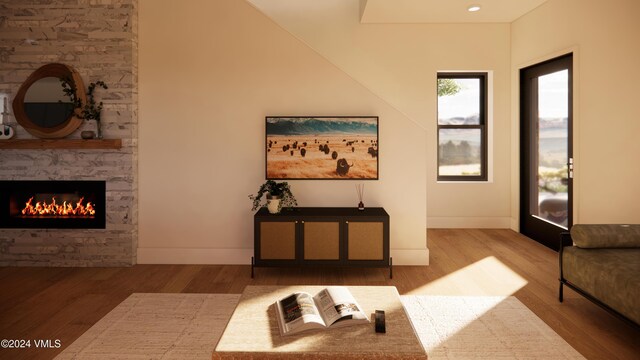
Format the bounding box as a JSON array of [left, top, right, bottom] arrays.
[[61, 77, 108, 139], [249, 180, 297, 214]]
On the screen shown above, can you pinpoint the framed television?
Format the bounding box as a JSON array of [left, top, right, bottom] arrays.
[[266, 116, 378, 180]]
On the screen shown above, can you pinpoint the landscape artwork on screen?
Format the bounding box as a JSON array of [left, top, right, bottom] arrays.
[[266, 116, 378, 179]]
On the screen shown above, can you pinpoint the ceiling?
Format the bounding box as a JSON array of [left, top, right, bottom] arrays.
[[359, 0, 549, 23]]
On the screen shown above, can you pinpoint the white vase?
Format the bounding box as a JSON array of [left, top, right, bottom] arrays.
[[267, 198, 281, 214]]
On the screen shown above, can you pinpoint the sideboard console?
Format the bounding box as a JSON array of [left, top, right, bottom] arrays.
[[253, 207, 391, 278]]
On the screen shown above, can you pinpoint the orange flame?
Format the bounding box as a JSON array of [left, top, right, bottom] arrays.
[[21, 196, 96, 217]]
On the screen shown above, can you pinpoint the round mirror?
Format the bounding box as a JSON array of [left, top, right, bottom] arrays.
[[24, 77, 75, 129], [12, 63, 87, 139]]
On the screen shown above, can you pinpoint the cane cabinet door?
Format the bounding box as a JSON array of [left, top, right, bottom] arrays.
[[258, 221, 296, 260]]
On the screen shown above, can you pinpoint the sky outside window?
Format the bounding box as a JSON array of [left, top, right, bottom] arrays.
[[438, 78, 480, 123]]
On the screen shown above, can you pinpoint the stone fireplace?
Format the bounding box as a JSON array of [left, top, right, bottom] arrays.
[[0, 0, 138, 267]]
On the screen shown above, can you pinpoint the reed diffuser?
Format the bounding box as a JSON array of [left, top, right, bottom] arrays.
[[356, 184, 365, 211]]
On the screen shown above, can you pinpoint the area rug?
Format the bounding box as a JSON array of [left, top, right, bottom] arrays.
[[401, 295, 584, 359], [56, 293, 584, 359], [55, 293, 240, 360]]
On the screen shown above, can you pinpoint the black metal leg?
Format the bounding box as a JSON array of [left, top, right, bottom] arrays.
[[559, 281, 563, 302], [389, 257, 393, 279], [251, 256, 254, 278]]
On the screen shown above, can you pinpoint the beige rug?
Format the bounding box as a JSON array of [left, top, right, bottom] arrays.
[[56, 293, 584, 359], [402, 295, 584, 359], [55, 293, 240, 360]]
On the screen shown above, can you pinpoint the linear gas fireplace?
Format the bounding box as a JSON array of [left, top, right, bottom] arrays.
[[0, 180, 106, 229]]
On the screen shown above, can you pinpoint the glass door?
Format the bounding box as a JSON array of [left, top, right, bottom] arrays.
[[520, 54, 573, 250]]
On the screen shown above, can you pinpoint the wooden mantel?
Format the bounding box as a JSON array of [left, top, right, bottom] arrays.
[[0, 139, 122, 150]]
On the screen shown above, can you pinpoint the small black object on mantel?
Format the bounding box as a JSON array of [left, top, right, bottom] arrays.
[[356, 184, 365, 211]]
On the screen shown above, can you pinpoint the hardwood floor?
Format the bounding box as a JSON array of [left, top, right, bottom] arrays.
[[0, 229, 637, 359]]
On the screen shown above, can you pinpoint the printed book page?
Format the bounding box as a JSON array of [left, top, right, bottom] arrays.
[[275, 287, 369, 336], [314, 286, 368, 327], [276, 292, 326, 336]]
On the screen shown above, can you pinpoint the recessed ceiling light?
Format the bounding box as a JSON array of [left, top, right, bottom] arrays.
[[468, 5, 481, 12]]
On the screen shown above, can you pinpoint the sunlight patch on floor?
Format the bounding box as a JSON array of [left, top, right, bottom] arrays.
[[407, 256, 528, 296]]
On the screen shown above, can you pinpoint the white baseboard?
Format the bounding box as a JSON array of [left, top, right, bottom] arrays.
[[390, 248, 429, 265], [137, 247, 429, 266], [427, 216, 511, 229], [510, 218, 519, 231], [137, 248, 254, 265]]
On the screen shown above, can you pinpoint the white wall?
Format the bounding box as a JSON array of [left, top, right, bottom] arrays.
[[249, 0, 512, 228], [511, 0, 640, 224], [138, 0, 640, 266], [138, 0, 428, 264]]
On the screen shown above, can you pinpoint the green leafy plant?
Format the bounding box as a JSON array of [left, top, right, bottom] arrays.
[[81, 81, 108, 121], [249, 180, 297, 211], [437, 78, 462, 97], [60, 76, 80, 107], [538, 166, 569, 194], [60, 77, 108, 137]]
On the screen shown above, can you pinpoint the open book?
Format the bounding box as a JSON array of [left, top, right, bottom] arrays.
[[274, 286, 369, 336]]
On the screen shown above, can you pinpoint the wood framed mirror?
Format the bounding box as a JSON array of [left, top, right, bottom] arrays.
[[12, 63, 87, 139]]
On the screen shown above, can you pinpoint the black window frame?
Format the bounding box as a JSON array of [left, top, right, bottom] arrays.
[[437, 72, 488, 182]]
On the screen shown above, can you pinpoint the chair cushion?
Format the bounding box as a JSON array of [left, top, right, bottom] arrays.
[[563, 247, 640, 324], [570, 224, 640, 248]]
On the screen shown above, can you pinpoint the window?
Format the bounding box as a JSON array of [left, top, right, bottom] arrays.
[[437, 73, 487, 181]]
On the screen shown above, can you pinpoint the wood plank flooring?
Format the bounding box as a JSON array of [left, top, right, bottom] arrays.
[[0, 229, 638, 360]]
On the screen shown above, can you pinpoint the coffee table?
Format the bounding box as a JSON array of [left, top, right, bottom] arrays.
[[212, 285, 427, 359]]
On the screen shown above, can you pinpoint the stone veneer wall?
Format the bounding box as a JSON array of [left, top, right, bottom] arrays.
[[0, 0, 138, 266]]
